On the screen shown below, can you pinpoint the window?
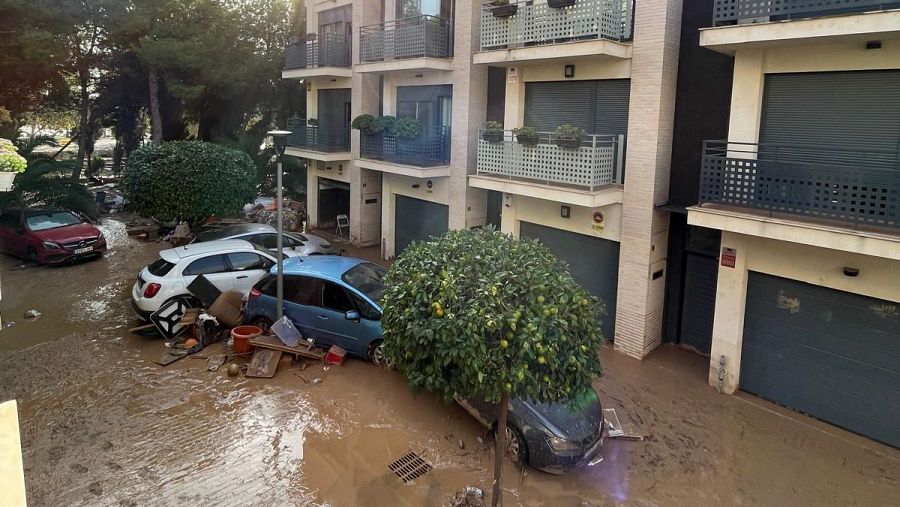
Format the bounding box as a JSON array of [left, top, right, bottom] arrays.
[[252, 233, 279, 249], [256, 274, 278, 296], [323, 282, 354, 313], [398, 0, 440, 17], [341, 262, 388, 302], [227, 252, 270, 271], [348, 291, 381, 320], [184, 255, 228, 276], [148, 258, 176, 276], [25, 211, 82, 231], [288, 276, 323, 306], [398, 100, 435, 129], [284, 235, 304, 248]]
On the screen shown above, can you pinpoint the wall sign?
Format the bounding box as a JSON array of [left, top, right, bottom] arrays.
[[591, 210, 604, 232], [426, 180, 433, 194], [508, 68, 518, 83], [721, 247, 737, 268]]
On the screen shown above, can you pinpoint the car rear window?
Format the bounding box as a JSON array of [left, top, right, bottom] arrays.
[[147, 257, 176, 276]]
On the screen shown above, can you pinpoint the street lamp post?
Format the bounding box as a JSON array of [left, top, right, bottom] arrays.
[[267, 129, 291, 320]]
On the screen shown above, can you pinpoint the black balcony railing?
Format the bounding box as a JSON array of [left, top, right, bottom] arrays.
[[712, 0, 900, 26], [699, 140, 900, 230], [359, 15, 452, 63], [360, 125, 451, 167], [286, 117, 350, 153], [284, 33, 351, 70]]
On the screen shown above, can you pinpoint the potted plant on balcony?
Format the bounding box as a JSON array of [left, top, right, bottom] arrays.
[[481, 121, 504, 143], [554, 124, 584, 149], [373, 115, 399, 135], [394, 118, 422, 139], [352, 114, 376, 134], [0, 138, 26, 191], [490, 0, 518, 18], [512, 126, 539, 146], [547, 0, 577, 9]]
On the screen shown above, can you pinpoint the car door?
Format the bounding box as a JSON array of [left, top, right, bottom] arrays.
[[182, 254, 234, 293], [312, 281, 365, 353], [226, 251, 275, 294], [281, 275, 326, 345]]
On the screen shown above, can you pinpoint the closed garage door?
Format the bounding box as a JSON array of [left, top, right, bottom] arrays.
[[519, 222, 619, 341], [395, 195, 448, 255], [741, 273, 900, 447]]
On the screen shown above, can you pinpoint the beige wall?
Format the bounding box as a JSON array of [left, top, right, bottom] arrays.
[[709, 231, 900, 393], [305, 160, 352, 229], [499, 195, 623, 244]]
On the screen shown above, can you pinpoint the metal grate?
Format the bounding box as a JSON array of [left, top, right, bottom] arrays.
[[480, 0, 633, 51], [286, 118, 350, 152], [476, 131, 624, 191], [360, 15, 452, 63], [388, 450, 432, 484], [699, 140, 900, 230], [284, 33, 351, 70], [712, 0, 900, 26], [360, 125, 451, 167]]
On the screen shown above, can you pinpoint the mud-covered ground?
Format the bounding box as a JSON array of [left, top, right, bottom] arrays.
[[0, 219, 897, 506]]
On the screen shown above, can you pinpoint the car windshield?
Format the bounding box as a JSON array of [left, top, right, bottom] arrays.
[[341, 263, 387, 302], [25, 211, 81, 231]]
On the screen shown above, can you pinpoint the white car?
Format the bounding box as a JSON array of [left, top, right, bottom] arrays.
[[190, 223, 334, 257], [131, 239, 277, 320]]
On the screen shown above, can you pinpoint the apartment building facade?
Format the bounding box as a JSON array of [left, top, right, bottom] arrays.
[[682, 1, 900, 448]]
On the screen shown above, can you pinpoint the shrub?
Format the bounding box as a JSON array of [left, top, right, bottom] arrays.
[[123, 141, 258, 223], [484, 120, 503, 132], [0, 138, 27, 173], [394, 117, 422, 139], [372, 115, 399, 134], [555, 123, 584, 140], [511, 126, 536, 137], [351, 114, 376, 133]]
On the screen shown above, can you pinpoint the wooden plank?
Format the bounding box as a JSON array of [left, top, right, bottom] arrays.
[[249, 335, 325, 360], [246, 349, 282, 378]]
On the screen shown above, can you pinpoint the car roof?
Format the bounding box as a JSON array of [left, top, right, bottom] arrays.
[[276, 255, 371, 281], [163, 239, 260, 261], [202, 222, 275, 236]]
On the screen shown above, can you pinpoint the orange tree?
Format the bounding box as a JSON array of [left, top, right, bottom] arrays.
[[380, 227, 604, 506]]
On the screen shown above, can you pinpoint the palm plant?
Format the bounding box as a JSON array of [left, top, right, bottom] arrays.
[[14, 134, 60, 159], [0, 158, 99, 219]]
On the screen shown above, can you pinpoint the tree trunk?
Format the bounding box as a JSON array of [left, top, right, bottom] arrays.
[[492, 391, 510, 507], [73, 74, 89, 180], [148, 70, 163, 145]]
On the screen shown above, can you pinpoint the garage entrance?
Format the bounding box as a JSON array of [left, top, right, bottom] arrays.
[[519, 222, 620, 341], [741, 273, 900, 448], [394, 195, 448, 256], [317, 178, 350, 229]]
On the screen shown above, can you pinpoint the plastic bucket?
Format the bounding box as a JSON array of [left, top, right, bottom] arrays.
[[231, 325, 262, 354]]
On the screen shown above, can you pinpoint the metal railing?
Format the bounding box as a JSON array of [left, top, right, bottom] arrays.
[[286, 117, 350, 153], [476, 130, 625, 191], [712, 0, 900, 26], [360, 125, 451, 167], [480, 0, 633, 50], [284, 33, 351, 70], [699, 140, 900, 230], [359, 15, 452, 63]]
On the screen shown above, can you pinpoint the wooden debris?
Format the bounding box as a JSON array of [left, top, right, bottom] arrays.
[[249, 335, 325, 361], [246, 349, 283, 378], [206, 355, 227, 372]]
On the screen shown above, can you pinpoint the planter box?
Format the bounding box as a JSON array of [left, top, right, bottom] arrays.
[[515, 134, 539, 146], [491, 4, 518, 18], [547, 0, 577, 8], [0, 171, 17, 192], [555, 138, 582, 150], [482, 131, 504, 143]]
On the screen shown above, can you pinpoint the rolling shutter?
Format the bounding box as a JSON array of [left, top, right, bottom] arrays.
[[524, 79, 630, 135], [593, 79, 631, 136], [395, 196, 448, 255]]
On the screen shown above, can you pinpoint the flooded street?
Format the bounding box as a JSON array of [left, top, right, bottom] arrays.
[[0, 219, 897, 506]]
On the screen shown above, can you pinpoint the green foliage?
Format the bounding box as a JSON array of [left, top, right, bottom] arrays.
[[511, 126, 537, 137], [492, 0, 510, 6], [122, 141, 258, 222], [372, 115, 399, 135], [351, 114, 376, 133], [484, 121, 504, 132], [394, 118, 422, 139], [0, 158, 99, 218], [0, 139, 28, 173], [555, 123, 584, 140], [381, 227, 605, 405]]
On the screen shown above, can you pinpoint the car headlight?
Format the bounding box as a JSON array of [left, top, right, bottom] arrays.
[[98, 231, 105, 241], [42, 241, 62, 250], [547, 435, 580, 453]]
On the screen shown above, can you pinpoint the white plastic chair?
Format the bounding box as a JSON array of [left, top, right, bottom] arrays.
[[335, 214, 350, 239]]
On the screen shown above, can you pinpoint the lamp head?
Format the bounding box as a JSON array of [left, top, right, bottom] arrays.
[[267, 129, 291, 156]]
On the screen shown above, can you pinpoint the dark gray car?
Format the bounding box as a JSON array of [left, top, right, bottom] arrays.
[[457, 389, 604, 474], [191, 223, 333, 257]]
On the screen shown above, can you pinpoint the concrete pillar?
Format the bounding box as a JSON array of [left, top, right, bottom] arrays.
[[449, 0, 489, 230], [350, 0, 383, 246], [503, 67, 526, 130], [727, 48, 766, 147], [708, 231, 748, 394], [306, 167, 319, 228], [614, 0, 682, 359]]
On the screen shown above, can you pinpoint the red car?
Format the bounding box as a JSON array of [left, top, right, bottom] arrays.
[[0, 207, 107, 264]]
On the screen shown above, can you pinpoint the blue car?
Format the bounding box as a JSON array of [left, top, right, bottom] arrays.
[[244, 256, 389, 363]]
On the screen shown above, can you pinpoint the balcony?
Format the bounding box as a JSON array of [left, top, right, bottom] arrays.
[[285, 118, 350, 160], [359, 125, 451, 171], [283, 34, 351, 79], [697, 141, 899, 231], [358, 16, 453, 72], [712, 0, 900, 26], [476, 0, 633, 64], [472, 130, 624, 206]]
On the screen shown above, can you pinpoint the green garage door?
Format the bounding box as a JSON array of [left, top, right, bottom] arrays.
[[394, 195, 448, 256], [519, 222, 619, 341], [742, 273, 900, 447]]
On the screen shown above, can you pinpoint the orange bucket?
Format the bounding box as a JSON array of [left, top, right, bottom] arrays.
[[231, 325, 262, 354]]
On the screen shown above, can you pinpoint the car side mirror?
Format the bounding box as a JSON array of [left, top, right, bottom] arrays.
[[345, 310, 360, 321]]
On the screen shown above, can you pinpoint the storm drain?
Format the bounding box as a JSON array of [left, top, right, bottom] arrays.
[[388, 450, 432, 483]]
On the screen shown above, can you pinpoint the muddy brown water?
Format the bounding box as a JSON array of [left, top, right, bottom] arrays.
[[0, 218, 897, 506]]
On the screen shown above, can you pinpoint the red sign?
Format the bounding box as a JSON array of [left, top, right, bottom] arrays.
[[721, 247, 737, 268]]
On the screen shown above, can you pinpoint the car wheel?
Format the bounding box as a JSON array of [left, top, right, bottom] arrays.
[[499, 424, 527, 465], [250, 317, 273, 333], [26, 247, 39, 264], [368, 340, 392, 369]]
